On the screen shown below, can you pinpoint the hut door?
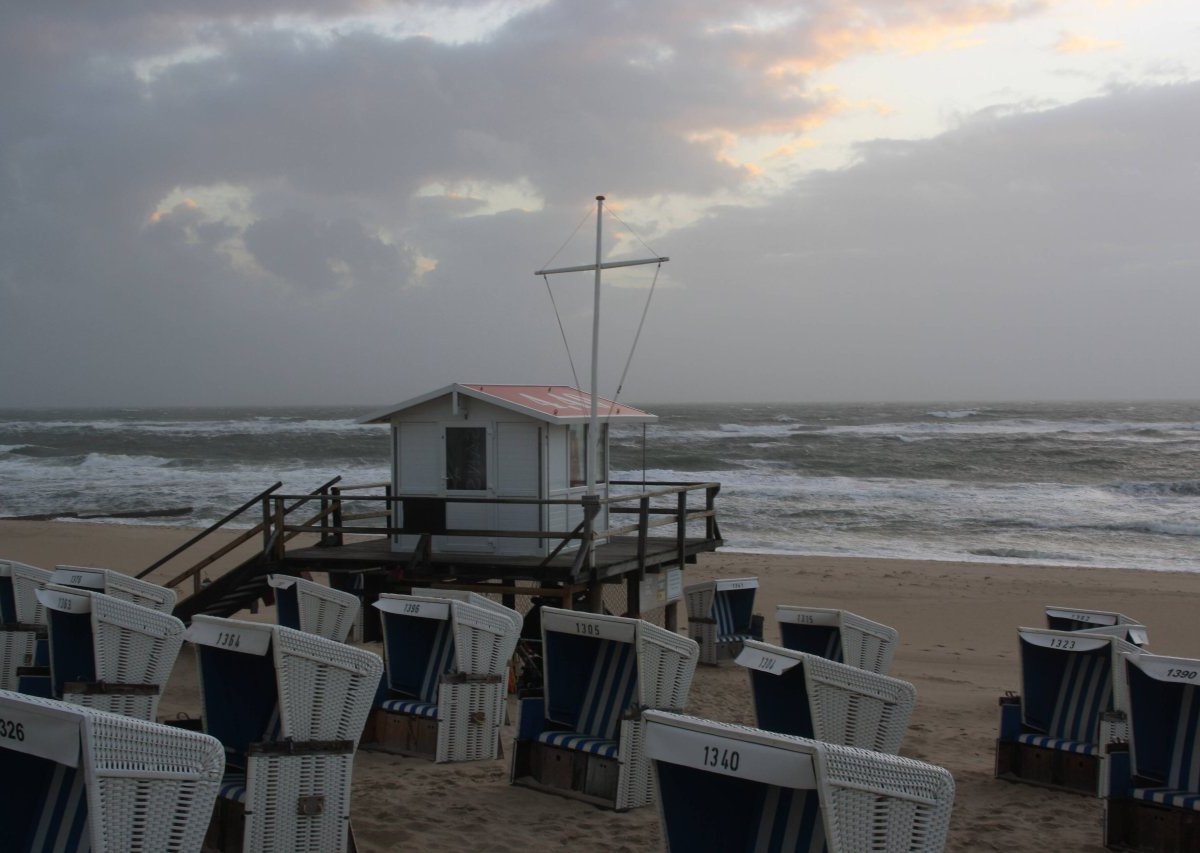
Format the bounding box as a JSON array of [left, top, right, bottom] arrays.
[[495, 422, 541, 555], [443, 425, 494, 552]]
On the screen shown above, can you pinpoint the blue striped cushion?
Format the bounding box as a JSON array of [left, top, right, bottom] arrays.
[[577, 640, 637, 742], [28, 762, 90, 852], [1166, 684, 1200, 792], [381, 698, 438, 718], [220, 772, 248, 803], [537, 730, 619, 758], [826, 631, 843, 664], [1045, 651, 1110, 744], [420, 621, 455, 704], [718, 632, 756, 644], [749, 785, 825, 852], [1133, 787, 1200, 811], [714, 594, 737, 637], [1017, 733, 1098, 755]]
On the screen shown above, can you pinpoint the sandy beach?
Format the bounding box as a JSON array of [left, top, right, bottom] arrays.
[[4, 519, 1199, 852]]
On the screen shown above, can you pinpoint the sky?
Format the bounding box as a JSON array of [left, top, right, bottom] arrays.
[[1, 0, 1198, 407]]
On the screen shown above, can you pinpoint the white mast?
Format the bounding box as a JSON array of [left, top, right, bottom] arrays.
[[535, 195, 668, 496]]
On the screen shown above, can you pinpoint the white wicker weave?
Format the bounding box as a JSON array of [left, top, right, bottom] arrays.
[[267, 574, 360, 642], [38, 583, 185, 720], [643, 710, 955, 853], [0, 689, 224, 853], [52, 565, 177, 613], [512, 607, 700, 810], [0, 559, 52, 690], [187, 615, 383, 853], [736, 639, 916, 754], [374, 593, 522, 762], [776, 605, 898, 675]]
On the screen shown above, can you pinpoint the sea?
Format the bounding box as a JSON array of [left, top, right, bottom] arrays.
[[2, 401, 1199, 574]]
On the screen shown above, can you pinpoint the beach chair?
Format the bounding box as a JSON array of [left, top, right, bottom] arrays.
[[643, 710, 956, 852], [0, 559, 52, 691], [684, 577, 764, 665], [1045, 605, 1149, 647], [36, 583, 185, 721], [185, 614, 382, 853], [52, 565, 177, 613], [1104, 652, 1200, 851], [511, 607, 699, 810], [776, 605, 898, 675], [267, 574, 360, 642], [367, 592, 520, 762], [735, 639, 916, 755], [0, 689, 224, 853], [995, 627, 1138, 796]]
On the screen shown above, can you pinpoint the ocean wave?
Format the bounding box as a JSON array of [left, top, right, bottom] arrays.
[[927, 409, 982, 419], [968, 547, 1087, 562], [1109, 480, 1200, 497]]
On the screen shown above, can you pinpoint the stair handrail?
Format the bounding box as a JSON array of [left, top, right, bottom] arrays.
[[137, 482, 283, 579]]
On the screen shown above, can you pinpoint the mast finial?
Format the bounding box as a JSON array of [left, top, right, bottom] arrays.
[[596, 195, 605, 201]]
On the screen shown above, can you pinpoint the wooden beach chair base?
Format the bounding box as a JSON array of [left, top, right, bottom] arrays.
[[361, 707, 440, 759], [995, 739, 1099, 795], [511, 740, 621, 808], [1105, 798, 1200, 853]]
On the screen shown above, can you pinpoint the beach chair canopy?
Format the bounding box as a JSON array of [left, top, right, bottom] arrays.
[[512, 607, 699, 810], [1017, 627, 1137, 755], [776, 606, 898, 675], [1044, 606, 1148, 647], [52, 565, 177, 613], [370, 592, 521, 762], [685, 578, 763, 665], [267, 574, 360, 642], [186, 615, 382, 852], [0, 689, 224, 853], [410, 587, 525, 634], [735, 639, 916, 754], [0, 560, 52, 691], [643, 710, 955, 853], [1123, 652, 1200, 810], [36, 583, 184, 720]]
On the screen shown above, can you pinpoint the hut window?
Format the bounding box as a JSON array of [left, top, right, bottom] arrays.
[[446, 427, 487, 491], [568, 424, 608, 487]]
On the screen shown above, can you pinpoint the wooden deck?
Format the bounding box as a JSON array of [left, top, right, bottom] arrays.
[[281, 534, 721, 585]]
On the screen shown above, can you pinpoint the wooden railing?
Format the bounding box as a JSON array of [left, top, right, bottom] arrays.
[[261, 480, 722, 576]]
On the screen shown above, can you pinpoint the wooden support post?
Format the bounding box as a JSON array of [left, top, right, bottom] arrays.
[[587, 579, 604, 613], [626, 570, 643, 619], [665, 601, 678, 632]]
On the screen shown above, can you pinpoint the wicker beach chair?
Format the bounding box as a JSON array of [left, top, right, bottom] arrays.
[[0, 689, 224, 853], [643, 710, 955, 852], [511, 607, 699, 810], [1104, 652, 1200, 851], [995, 627, 1138, 796], [52, 565, 177, 613], [776, 605, 898, 675], [34, 583, 185, 721], [684, 577, 764, 665], [0, 559, 52, 691], [185, 614, 382, 853], [267, 574, 360, 642], [1044, 605, 1149, 647], [735, 639, 916, 755], [368, 591, 520, 762]]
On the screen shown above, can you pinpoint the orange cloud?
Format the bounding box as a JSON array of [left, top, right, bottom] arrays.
[[1055, 32, 1123, 54], [767, 3, 1037, 78]]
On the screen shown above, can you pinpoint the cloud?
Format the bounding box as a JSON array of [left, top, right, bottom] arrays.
[[0, 1, 1196, 406], [1055, 31, 1123, 54]]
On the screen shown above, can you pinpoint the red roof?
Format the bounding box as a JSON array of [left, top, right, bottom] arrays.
[[359, 384, 657, 424]]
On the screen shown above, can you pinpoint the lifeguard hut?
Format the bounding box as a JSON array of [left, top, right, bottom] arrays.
[[359, 384, 657, 558]]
